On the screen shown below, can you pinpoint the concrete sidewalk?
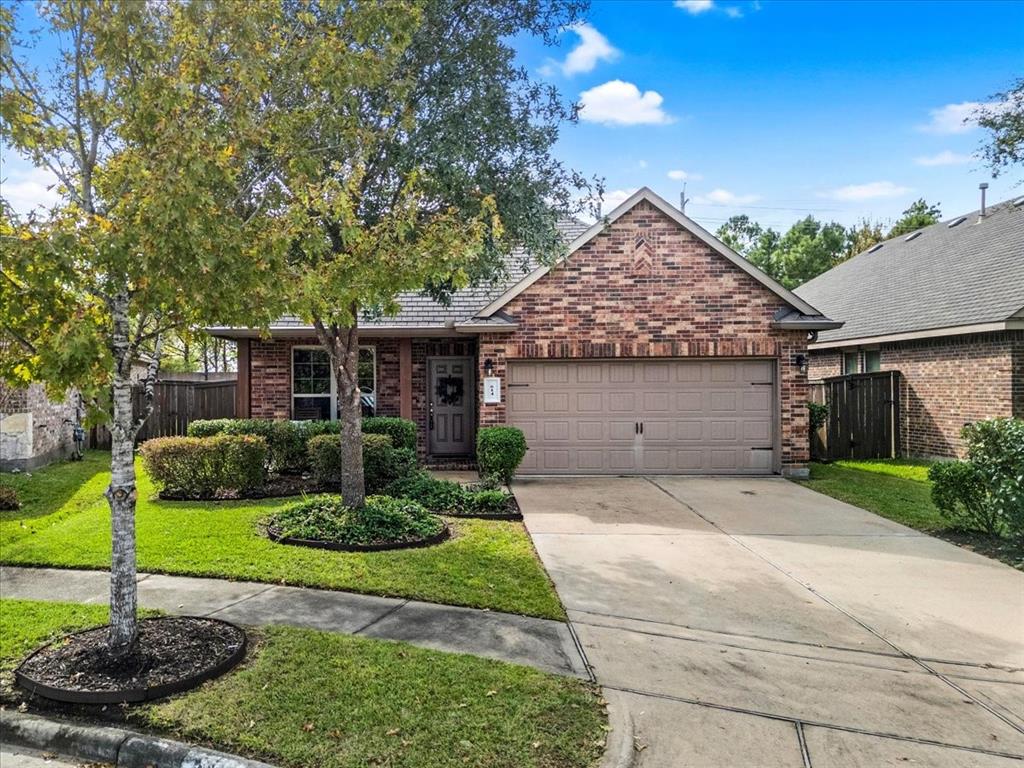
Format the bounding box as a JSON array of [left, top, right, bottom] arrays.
[[0, 566, 587, 678]]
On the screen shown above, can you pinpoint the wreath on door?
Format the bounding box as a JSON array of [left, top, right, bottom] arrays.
[[436, 376, 464, 406]]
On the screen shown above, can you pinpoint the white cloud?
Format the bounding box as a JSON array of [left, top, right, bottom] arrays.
[[600, 189, 634, 212], [918, 101, 994, 135], [914, 150, 972, 167], [692, 188, 760, 205], [1, 165, 61, 215], [559, 23, 619, 77], [724, 6, 743, 18], [667, 169, 703, 181], [578, 80, 672, 126], [675, 0, 715, 14], [822, 181, 911, 201], [638, 159, 648, 169]]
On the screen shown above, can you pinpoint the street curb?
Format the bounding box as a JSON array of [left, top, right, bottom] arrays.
[[599, 693, 638, 768], [0, 710, 278, 768]]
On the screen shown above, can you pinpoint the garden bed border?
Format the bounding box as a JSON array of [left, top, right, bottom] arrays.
[[265, 522, 451, 552]]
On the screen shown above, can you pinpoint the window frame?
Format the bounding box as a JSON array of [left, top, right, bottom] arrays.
[[291, 344, 377, 421], [864, 350, 881, 373], [843, 351, 859, 375]]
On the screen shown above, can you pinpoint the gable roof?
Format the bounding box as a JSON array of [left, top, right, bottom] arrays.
[[477, 187, 828, 320], [795, 197, 1024, 348]]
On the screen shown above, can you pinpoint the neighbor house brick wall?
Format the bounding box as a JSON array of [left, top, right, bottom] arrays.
[[478, 200, 812, 473], [807, 330, 1022, 458], [0, 382, 77, 470]]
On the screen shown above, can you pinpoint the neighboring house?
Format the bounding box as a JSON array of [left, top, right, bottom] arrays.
[[210, 188, 839, 476], [796, 196, 1024, 459], [0, 383, 78, 471]]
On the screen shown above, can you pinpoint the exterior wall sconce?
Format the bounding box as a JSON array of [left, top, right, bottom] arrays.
[[794, 354, 808, 374], [483, 358, 495, 376]]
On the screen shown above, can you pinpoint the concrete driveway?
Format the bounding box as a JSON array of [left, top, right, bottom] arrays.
[[514, 476, 1024, 768]]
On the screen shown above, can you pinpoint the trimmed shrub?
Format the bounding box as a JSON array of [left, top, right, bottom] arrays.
[[140, 435, 267, 498], [188, 419, 338, 474], [308, 432, 417, 492], [268, 494, 443, 546], [476, 426, 527, 484], [0, 484, 20, 511], [467, 488, 512, 516], [386, 471, 467, 512], [363, 434, 417, 494], [929, 418, 1024, 538], [362, 417, 417, 451]]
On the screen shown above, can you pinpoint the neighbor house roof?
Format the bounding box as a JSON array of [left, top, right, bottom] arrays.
[[209, 188, 838, 338], [795, 197, 1024, 349]]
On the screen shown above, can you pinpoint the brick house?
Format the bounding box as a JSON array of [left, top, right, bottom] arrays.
[[796, 196, 1024, 459], [211, 188, 839, 477], [0, 383, 78, 471]]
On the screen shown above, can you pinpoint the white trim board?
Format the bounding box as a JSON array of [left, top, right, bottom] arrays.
[[477, 187, 824, 318]]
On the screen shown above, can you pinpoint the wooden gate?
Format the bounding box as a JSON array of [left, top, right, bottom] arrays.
[[88, 379, 236, 448], [810, 370, 901, 461]]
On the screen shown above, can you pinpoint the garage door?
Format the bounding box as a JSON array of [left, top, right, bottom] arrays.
[[507, 359, 776, 475]]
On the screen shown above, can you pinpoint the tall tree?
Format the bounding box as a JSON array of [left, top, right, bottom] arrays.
[[0, 0, 283, 652], [255, 0, 590, 506], [975, 77, 1024, 178], [845, 218, 885, 258], [887, 199, 941, 238]]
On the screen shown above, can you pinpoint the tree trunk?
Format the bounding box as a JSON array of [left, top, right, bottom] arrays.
[[105, 296, 138, 652], [315, 312, 365, 507]]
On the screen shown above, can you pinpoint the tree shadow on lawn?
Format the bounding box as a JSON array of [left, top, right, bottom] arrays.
[[1, 451, 109, 524]]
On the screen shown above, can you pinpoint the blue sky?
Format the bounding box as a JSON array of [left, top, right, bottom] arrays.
[[4, 0, 1023, 233], [516, 0, 1024, 231]]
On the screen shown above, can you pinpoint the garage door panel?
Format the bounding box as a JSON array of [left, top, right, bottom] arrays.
[[508, 359, 776, 475]]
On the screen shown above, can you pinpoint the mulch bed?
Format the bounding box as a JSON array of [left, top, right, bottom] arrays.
[[265, 522, 451, 552], [934, 530, 1024, 571], [157, 474, 315, 501], [16, 617, 246, 705], [442, 486, 523, 521]]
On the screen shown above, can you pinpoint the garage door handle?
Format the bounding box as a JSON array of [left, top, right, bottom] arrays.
[[640, 422, 644, 435], [635, 422, 639, 435]]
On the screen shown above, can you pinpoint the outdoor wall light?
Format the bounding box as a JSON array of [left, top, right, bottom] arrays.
[[794, 354, 808, 373], [483, 358, 495, 376]]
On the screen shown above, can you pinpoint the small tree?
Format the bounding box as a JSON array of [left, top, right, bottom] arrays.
[[975, 77, 1024, 178], [0, 0, 283, 652], [255, 0, 590, 506], [887, 199, 941, 238]]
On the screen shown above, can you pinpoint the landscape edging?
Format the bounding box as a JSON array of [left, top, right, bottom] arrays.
[[0, 710, 279, 768]]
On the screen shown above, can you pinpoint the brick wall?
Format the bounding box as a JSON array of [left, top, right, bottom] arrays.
[[478, 200, 812, 473], [0, 382, 77, 470], [807, 330, 1022, 458]]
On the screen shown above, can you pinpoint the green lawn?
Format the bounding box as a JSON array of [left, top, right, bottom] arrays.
[[800, 459, 1023, 569], [0, 598, 606, 768], [1, 452, 564, 620]]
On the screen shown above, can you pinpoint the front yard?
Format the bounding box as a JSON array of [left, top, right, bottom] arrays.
[[0, 598, 606, 768], [0, 452, 564, 620], [800, 459, 1023, 569]]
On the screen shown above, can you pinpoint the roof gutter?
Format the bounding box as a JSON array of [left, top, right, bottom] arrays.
[[808, 319, 1024, 350], [206, 325, 484, 340]]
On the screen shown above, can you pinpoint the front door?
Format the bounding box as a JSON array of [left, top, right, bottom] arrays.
[[428, 357, 475, 455]]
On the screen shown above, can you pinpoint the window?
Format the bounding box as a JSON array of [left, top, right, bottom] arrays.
[[864, 350, 881, 372], [357, 347, 376, 417], [292, 347, 332, 420], [291, 345, 376, 420], [843, 352, 859, 375]]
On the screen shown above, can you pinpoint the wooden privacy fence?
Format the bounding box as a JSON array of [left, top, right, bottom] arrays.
[[809, 370, 901, 461], [88, 379, 236, 448]]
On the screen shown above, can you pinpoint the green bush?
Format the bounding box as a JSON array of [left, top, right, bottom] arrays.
[[362, 417, 417, 451], [386, 471, 467, 512], [0, 484, 20, 511], [476, 426, 527, 484], [268, 494, 443, 546], [468, 488, 512, 516], [929, 418, 1024, 538], [807, 401, 829, 431], [307, 433, 417, 492], [140, 435, 267, 498], [363, 434, 418, 494]]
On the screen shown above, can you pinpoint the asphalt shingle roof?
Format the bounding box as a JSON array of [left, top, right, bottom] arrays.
[[795, 198, 1024, 344]]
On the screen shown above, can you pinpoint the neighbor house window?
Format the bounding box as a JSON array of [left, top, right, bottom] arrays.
[[864, 350, 881, 372], [843, 352, 859, 375], [292, 347, 333, 420]]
